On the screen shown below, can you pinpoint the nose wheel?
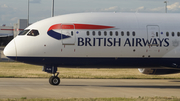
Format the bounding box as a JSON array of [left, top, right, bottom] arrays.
[[49, 76, 60, 85], [49, 72, 60, 85]]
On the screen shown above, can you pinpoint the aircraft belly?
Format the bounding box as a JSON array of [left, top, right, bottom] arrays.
[[7, 56, 180, 68]]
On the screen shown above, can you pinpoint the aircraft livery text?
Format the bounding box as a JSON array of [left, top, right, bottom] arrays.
[[78, 38, 169, 47]]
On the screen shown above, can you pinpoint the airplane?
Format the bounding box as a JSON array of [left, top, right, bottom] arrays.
[[3, 12, 180, 85]]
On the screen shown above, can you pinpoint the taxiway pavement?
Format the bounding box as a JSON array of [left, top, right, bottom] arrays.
[[0, 78, 180, 98]]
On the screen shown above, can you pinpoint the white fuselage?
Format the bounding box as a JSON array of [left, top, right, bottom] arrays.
[[3, 12, 180, 67]]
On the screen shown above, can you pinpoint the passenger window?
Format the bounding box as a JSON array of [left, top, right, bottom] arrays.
[[98, 31, 101, 36], [18, 30, 30, 35], [92, 31, 95, 36], [104, 31, 107, 36], [156, 32, 158, 37], [172, 32, 174, 37], [178, 32, 180, 37], [115, 31, 118, 36], [27, 30, 39, 36], [166, 32, 169, 37], [110, 31, 113, 36], [121, 31, 124, 36], [87, 31, 90, 36], [127, 31, 130, 36], [132, 31, 135, 36], [71, 31, 73, 36]]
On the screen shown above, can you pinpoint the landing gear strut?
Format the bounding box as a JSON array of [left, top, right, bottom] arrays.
[[43, 66, 60, 85]]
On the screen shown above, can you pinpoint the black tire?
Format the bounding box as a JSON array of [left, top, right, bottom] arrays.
[[49, 76, 54, 84], [49, 76, 60, 85]]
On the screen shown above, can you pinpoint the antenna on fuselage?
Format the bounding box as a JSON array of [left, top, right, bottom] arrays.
[[52, 0, 54, 17]]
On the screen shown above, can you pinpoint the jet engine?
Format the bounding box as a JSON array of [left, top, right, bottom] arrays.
[[138, 68, 180, 75]]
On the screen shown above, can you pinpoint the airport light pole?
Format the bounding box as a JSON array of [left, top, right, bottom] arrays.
[[52, 0, 54, 17], [27, 0, 29, 26], [164, 1, 167, 13]]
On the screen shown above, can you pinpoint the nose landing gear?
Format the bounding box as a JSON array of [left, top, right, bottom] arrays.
[[43, 66, 60, 85]]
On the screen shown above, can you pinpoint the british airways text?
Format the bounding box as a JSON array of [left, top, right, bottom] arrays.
[[78, 38, 169, 47]]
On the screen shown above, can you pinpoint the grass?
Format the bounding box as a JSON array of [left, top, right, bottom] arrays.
[[0, 97, 180, 101], [0, 62, 180, 100], [0, 62, 180, 79]]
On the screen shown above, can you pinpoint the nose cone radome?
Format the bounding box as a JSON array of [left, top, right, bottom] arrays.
[[3, 39, 17, 57]]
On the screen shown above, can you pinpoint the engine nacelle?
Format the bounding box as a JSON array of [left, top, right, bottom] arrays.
[[138, 68, 180, 75]]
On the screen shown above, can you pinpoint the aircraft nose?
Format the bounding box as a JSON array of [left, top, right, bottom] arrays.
[[3, 39, 17, 59]]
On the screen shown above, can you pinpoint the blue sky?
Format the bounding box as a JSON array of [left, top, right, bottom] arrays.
[[1, 0, 180, 26]]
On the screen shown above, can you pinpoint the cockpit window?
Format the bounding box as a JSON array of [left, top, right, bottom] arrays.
[[27, 30, 39, 36], [18, 30, 30, 35]]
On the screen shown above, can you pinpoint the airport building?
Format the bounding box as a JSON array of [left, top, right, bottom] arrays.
[[0, 19, 28, 46]]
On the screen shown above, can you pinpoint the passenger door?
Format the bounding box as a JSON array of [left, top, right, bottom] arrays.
[[61, 24, 75, 45], [146, 25, 161, 57], [147, 25, 160, 40]]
